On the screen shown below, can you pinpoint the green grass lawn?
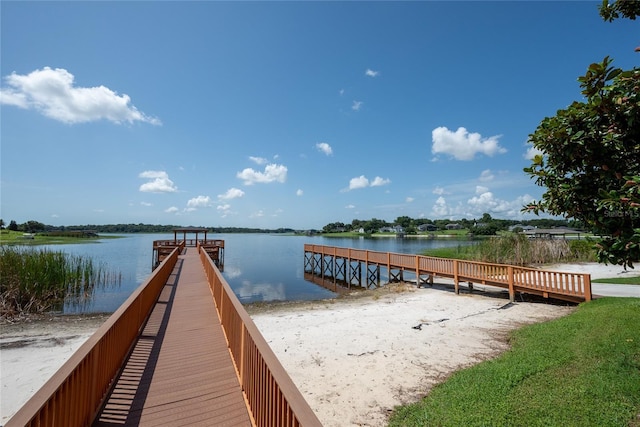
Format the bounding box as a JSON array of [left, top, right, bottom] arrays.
[[0, 230, 117, 245], [592, 276, 640, 285], [388, 297, 640, 427]]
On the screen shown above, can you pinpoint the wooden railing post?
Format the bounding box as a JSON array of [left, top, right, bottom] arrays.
[[508, 266, 515, 302], [453, 260, 459, 294], [584, 274, 592, 301]]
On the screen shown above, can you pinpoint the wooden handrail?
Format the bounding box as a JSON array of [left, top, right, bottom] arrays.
[[198, 243, 322, 427], [6, 243, 184, 427], [304, 244, 592, 302]]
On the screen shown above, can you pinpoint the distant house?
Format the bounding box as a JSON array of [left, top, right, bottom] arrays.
[[508, 224, 536, 232], [445, 223, 462, 230], [523, 227, 584, 240], [379, 227, 394, 233], [418, 224, 438, 232], [357, 227, 366, 234]]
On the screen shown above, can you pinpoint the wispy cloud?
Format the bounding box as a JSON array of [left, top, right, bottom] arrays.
[[1, 67, 160, 125], [479, 169, 494, 182], [138, 171, 178, 193], [352, 100, 363, 111], [165, 206, 179, 214], [249, 156, 268, 165], [315, 142, 333, 156], [365, 69, 379, 77], [431, 126, 506, 161], [296, 189, 304, 196], [433, 186, 448, 196], [237, 163, 288, 185]]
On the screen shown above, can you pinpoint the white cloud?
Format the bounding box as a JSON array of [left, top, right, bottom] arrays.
[[370, 176, 391, 187], [187, 195, 212, 209], [352, 100, 363, 111], [432, 196, 449, 217], [139, 171, 178, 193], [365, 69, 379, 77], [237, 163, 287, 185], [431, 126, 506, 161], [218, 187, 245, 200], [250, 210, 265, 218], [217, 204, 232, 217], [165, 206, 179, 214], [348, 175, 370, 190], [466, 190, 535, 218], [316, 142, 333, 156], [524, 145, 543, 160], [475, 185, 489, 195], [479, 169, 494, 182], [249, 156, 268, 165], [339, 88, 345, 96], [0, 67, 160, 125], [406, 197, 414, 203], [345, 204, 356, 209], [296, 189, 304, 196], [345, 175, 391, 191], [140, 201, 152, 207]]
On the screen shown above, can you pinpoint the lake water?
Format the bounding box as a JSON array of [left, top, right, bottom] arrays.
[[38, 233, 470, 314]]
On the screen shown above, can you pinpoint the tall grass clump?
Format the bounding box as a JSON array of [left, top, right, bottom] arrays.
[[463, 234, 597, 265], [0, 246, 120, 317]]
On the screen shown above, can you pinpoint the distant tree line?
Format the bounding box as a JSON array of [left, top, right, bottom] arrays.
[[322, 213, 579, 235], [0, 215, 576, 237], [0, 220, 297, 234]]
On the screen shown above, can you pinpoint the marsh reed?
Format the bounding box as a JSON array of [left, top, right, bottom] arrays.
[[469, 234, 596, 265], [0, 246, 121, 317]]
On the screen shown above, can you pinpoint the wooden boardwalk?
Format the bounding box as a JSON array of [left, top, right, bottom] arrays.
[[93, 247, 252, 426]]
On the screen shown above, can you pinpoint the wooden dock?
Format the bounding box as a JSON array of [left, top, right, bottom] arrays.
[[93, 247, 252, 426], [8, 238, 321, 427], [304, 244, 592, 303]]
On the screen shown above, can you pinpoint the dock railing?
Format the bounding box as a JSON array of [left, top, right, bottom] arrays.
[[6, 243, 185, 427], [198, 242, 322, 427], [304, 244, 591, 303]]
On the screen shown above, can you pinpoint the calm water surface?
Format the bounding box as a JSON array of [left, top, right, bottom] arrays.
[[40, 233, 469, 314]]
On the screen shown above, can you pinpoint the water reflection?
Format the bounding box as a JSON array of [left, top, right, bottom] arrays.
[[29, 233, 470, 313], [236, 280, 286, 303]]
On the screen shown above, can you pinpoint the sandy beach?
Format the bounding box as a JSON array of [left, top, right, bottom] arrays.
[[1, 262, 637, 426]]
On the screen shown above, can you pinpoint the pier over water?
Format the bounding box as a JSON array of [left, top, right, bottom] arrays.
[[7, 232, 321, 427]]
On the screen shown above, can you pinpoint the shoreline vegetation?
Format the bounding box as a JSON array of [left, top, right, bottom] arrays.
[[0, 246, 121, 319]]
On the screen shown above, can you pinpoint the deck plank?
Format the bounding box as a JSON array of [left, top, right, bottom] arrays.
[[93, 248, 252, 426]]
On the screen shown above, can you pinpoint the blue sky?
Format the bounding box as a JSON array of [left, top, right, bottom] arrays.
[[1, 1, 637, 230]]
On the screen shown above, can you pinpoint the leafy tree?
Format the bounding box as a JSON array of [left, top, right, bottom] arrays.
[[524, 57, 640, 267], [8, 220, 18, 231], [0, 219, 4, 229], [599, 0, 640, 22], [22, 220, 46, 232], [395, 216, 413, 229]]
